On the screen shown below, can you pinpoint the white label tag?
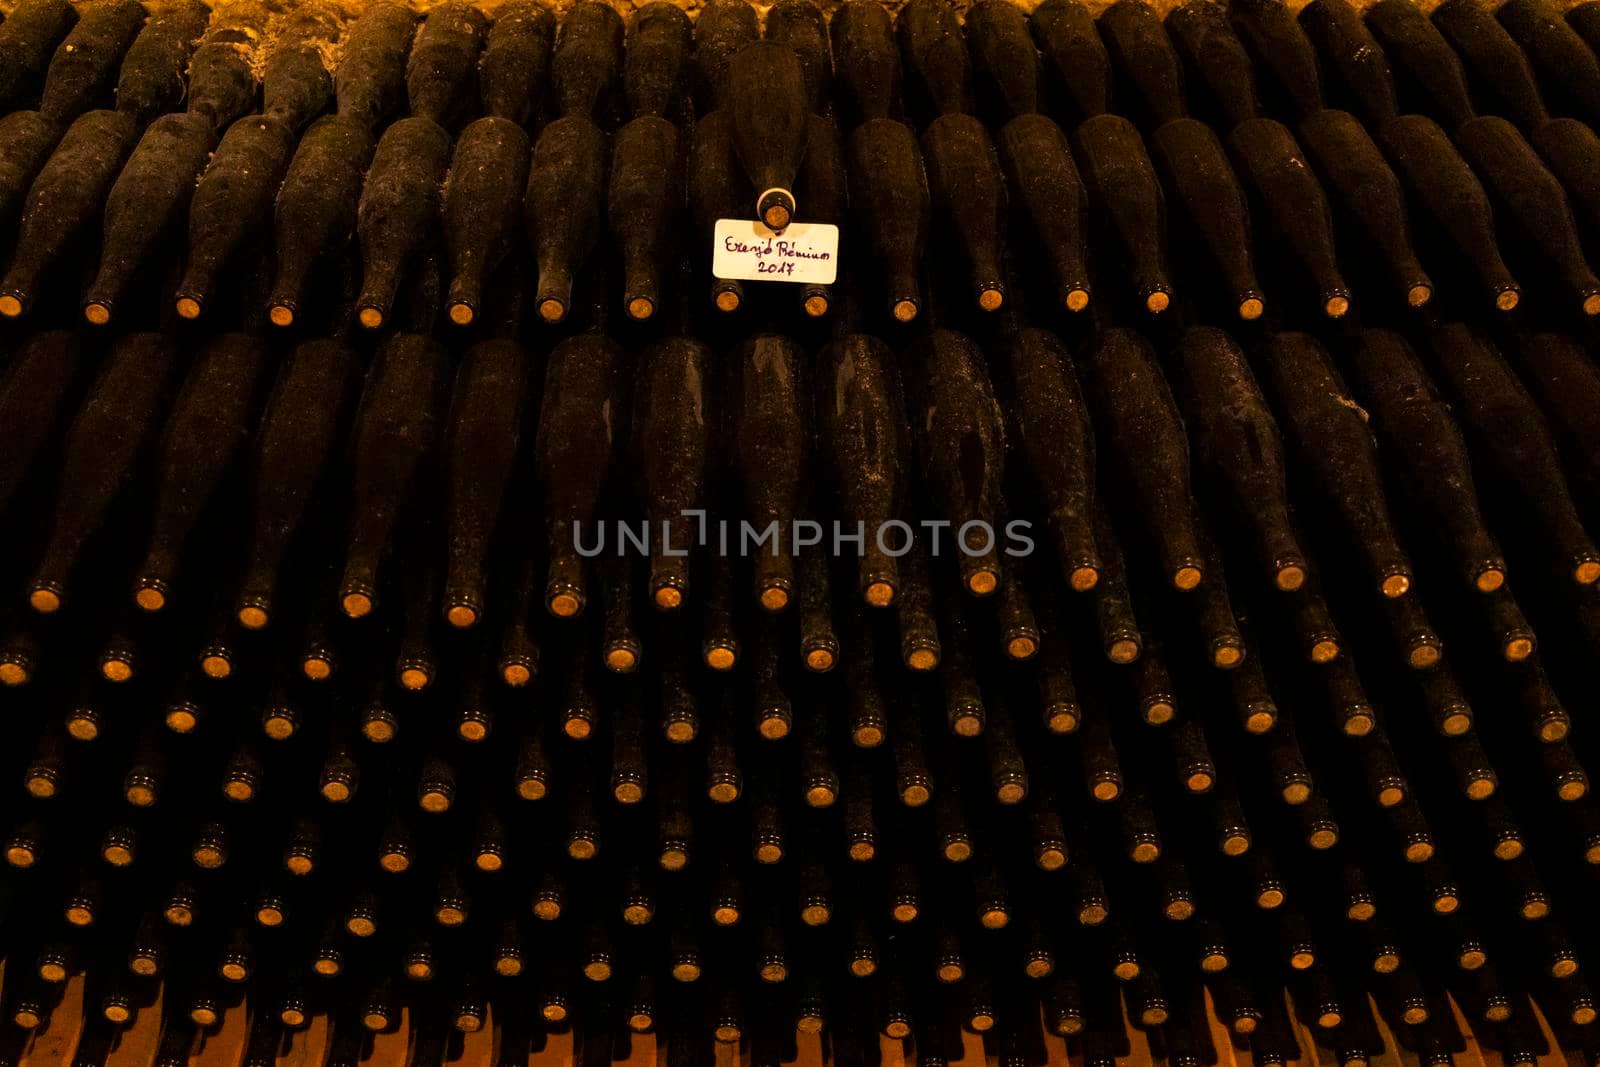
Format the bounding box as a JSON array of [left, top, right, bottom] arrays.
[[712, 219, 839, 285]]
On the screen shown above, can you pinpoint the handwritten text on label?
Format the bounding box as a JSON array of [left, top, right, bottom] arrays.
[[712, 219, 839, 285]]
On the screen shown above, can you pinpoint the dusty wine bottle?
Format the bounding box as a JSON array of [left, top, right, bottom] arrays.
[[733, 335, 808, 611], [35, 0, 142, 126], [1165, 2, 1259, 131], [795, 111, 846, 315], [1433, 0, 1548, 131], [848, 118, 930, 322], [0, 0, 78, 112], [729, 42, 809, 230], [1097, 0, 1186, 129], [1499, 0, 1600, 127], [266, 115, 374, 327], [995, 114, 1089, 311], [356, 117, 451, 330], [536, 335, 626, 617], [183, 6, 264, 136], [552, 2, 624, 122], [112, 0, 209, 129], [443, 340, 527, 629], [633, 338, 710, 608], [688, 111, 748, 312], [922, 114, 1007, 311], [405, 3, 489, 130], [1006, 328, 1100, 591], [966, 0, 1037, 119], [1229, 0, 1325, 119], [1031, 0, 1111, 123], [623, 2, 690, 120], [1298, 0, 1399, 126], [609, 115, 682, 320], [0, 331, 88, 520], [334, 2, 418, 131], [831, 0, 902, 125], [526, 116, 606, 324], [694, 0, 759, 114], [480, 1, 553, 128], [443, 117, 531, 326]]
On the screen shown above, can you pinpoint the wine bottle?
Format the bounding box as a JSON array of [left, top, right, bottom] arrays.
[[261, 29, 335, 135], [1165, 1, 1259, 131], [831, 0, 902, 125], [896, 0, 970, 121], [356, 117, 451, 330], [334, 2, 419, 131], [0, 109, 137, 319], [795, 111, 846, 315], [0, 109, 60, 246], [1260, 332, 1413, 599], [27, 333, 178, 613], [175, 117, 296, 321], [912, 329, 1008, 596], [0, 330, 89, 520], [694, 0, 759, 114], [184, 6, 264, 136], [1031, 0, 1111, 123], [1229, 0, 1325, 120], [633, 337, 710, 608], [133, 335, 270, 611], [995, 114, 1090, 311], [967, 0, 1038, 119], [1148, 117, 1264, 321], [1531, 117, 1600, 243], [1005, 327, 1100, 591], [234, 339, 360, 629], [525, 116, 606, 324], [1084, 328, 1205, 592], [1518, 332, 1600, 487], [1428, 323, 1600, 585], [608, 115, 682, 320], [767, 0, 831, 114], [0, 0, 77, 112], [733, 335, 807, 611], [112, 0, 209, 129], [922, 114, 1006, 310], [1378, 114, 1520, 310], [443, 339, 527, 629], [624, 2, 690, 120], [1498, 0, 1600, 127], [1178, 327, 1307, 591], [1433, 0, 1548, 131], [847, 118, 930, 322], [688, 110, 749, 312], [1349, 329, 1506, 593], [1298, 0, 1399, 126], [729, 42, 809, 230], [338, 335, 448, 618], [1097, 0, 1186, 129], [266, 115, 374, 327], [1364, 0, 1477, 131], [83, 111, 215, 325], [36, 0, 142, 125], [536, 334, 626, 617], [1227, 117, 1350, 318], [405, 3, 489, 130], [443, 117, 531, 326], [1454, 115, 1600, 316], [552, 2, 624, 122], [480, 1, 554, 128], [1299, 108, 1433, 308], [1073, 114, 1172, 313]]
